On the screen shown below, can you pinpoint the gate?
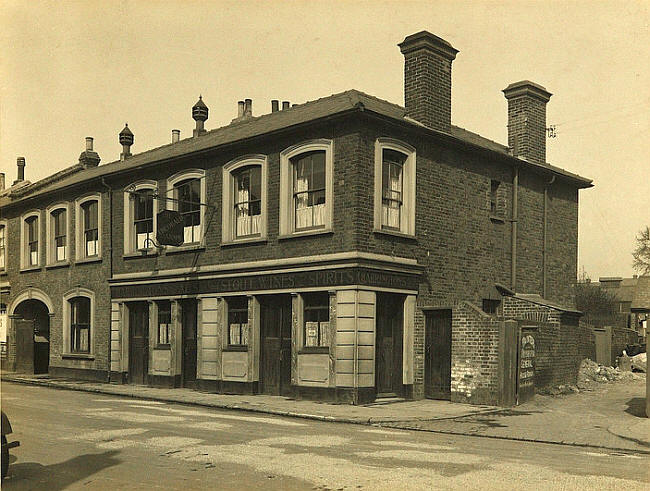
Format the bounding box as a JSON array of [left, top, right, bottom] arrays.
[[516, 327, 537, 405], [14, 319, 35, 373], [499, 321, 538, 406], [593, 327, 611, 366]]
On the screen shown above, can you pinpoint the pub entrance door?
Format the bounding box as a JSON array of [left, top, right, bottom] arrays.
[[128, 302, 149, 385], [375, 293, 404, 397], [180, 299, 198, 388], [424, 309, 452, 400], [259, 295, 292, 396]]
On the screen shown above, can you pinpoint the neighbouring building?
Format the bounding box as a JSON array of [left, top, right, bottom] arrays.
[[1, 31, 596, 405]]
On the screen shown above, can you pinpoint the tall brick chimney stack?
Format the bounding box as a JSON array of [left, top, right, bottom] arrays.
[[78, 137, 101, 168], [503, 81, 552, 165], [14, 157, 26, 184], [399, 31, 458, 133]]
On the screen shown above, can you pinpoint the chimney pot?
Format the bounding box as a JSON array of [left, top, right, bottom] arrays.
[[271, 100, 279, 112], [399, 31, 458, 133], [282, 101, 290, 110], [244, 99, 252, 118], [79, 138, 100, 168], [503, 80, 552, 165], [172, 129, 180, 143], [0, 173, 4, 191]]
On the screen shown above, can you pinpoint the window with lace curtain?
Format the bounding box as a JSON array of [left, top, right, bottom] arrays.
[[292, 151, 326, 231], [381, 149, 405, 230], [222, 156, 267, 244], [279, 140, 333, 236], [374, 138, 416, 236], [51, 207, 67, 262], [174, 178, 201, 244], [234, 166, 261, 238]]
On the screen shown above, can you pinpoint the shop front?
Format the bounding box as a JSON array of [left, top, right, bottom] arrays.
[[109, 257, 422, 404]]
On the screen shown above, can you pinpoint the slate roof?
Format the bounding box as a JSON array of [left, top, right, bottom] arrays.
[[631, 276, 650, 311], [0, 89, 593, 209], [514, 293, 581, 314]]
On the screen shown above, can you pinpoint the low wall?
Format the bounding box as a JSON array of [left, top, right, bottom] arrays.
[[534, 320, 595, 388], [450, 302, 500, 405], [611, 327, 639, 361]]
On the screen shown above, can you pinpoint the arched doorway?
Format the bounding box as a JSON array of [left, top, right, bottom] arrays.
[[12, 298, 51, 374]]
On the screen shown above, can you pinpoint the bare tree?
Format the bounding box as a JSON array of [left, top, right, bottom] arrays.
[[632, 226, 650, 275]]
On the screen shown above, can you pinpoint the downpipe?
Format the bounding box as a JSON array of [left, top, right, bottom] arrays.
[[101, 177, 113, 383]]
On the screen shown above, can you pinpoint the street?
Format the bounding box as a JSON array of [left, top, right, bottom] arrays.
[[1, 382, 648, 490]]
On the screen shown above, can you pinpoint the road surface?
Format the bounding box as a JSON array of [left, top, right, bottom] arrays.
[[1, 382, 648, 490]]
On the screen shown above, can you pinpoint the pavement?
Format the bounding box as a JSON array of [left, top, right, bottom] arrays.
[[2, 370, 648, 454]]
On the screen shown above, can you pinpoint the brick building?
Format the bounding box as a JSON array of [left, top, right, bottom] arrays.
[[0, 31, 594, 405]]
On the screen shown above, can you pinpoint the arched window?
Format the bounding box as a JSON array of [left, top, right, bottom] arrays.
[[374, 138, 416, 236], [69, 296, 91, 353], [75, 194, 102, 261], [124, 181, 158, 253], [46, 203, 70, 264], [167, 170, 206, 246], [0, 221, 6, 270], [63, 288, 95, 356], [222, 156, 268, 244], [21, 211, 41, 269], [280, 140, 333, 236]]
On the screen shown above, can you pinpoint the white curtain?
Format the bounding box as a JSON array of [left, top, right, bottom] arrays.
[[56, 245, 66, 261], [86, 239, 97, 257], [382, 165, 402, 228]]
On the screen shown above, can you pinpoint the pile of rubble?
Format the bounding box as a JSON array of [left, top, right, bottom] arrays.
[[576, 358, 640, 390]]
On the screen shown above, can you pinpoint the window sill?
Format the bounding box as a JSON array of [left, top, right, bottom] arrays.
[[489, 215, 506, 224], [221, 237, 268, 248], [0, 270, 7, 277], [62, 353, 95, 360], [123, 250, 159, 259], [165, 244, 205, 255], [278, 228, 333, 241], [298, 347, 329, 355], [46, 261, 70, 270], [373, 228, 416, 240], [75, 256, 102, 265], [153, 344, 171, 350], [222, 345, 248, 352], [20, 265, 42, 273]]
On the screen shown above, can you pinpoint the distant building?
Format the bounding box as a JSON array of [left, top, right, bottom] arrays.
[[599, 276, 649, 341], [1, 31, 596, 405]]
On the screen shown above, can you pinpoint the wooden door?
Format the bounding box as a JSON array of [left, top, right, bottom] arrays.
[[14, 320, 35, 374], [260, 295, 292, 396], [129, 302, 149, 385], [424, 309, 452, 400], [594, 328, 611, 366], [181, 299, 198, 388], [375, 293, 404, 397]]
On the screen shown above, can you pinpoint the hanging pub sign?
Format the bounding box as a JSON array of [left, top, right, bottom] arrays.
[[157, 209, 184, 246]]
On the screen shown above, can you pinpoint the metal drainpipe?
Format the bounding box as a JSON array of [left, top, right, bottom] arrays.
[[511, 167, 519, 291], [542, 175, 556, 299], [101, 177, 113, 383]]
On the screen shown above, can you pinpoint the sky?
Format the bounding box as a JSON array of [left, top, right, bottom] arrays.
[[1, 0, 648, 280]]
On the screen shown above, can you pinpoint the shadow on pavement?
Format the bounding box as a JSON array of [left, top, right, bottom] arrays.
[[624, 397, 647, 418], [3, 450, 121, 490]]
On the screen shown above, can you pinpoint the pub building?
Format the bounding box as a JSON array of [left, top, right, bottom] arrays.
[[1, 32, 592, 405]]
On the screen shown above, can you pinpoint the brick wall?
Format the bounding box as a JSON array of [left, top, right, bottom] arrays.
[[450, 302, 500, 404], [2, 187, 112, 378], [611, 326, 639, 361], [503, 296, 595, 389]]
